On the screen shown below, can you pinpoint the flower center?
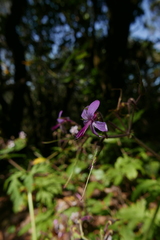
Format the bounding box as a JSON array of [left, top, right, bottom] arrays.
[[93, 113, 97, 121]]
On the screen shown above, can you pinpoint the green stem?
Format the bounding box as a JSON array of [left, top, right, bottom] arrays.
[[64, 136, 88, 188], [78, 220, 89, 240], [128, 107, 134, 134], [81, 146, 99, 200], [63, 155, 79, 188], [28, 191, 37, 240], [142, 201, 160, 240]]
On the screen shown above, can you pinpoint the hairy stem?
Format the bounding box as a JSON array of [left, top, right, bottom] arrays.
[[81, 144, 102, 200]]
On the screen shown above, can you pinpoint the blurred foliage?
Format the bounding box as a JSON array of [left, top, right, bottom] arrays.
[[0, 99, 160, 239]]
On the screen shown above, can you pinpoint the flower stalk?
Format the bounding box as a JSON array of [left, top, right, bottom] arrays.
[[81, 144, 103, 200], [28, 191, 37, 240]]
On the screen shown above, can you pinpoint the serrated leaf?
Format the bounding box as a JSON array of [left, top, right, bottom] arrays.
[[36, 190, 53, 206]]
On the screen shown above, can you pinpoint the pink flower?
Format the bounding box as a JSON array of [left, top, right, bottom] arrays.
[[52, 111, 70, 131], [76, 100, 108, 139]]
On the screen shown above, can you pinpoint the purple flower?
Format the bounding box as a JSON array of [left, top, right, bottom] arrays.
[[76, 100, 108, 139], [52, 111, 70, 131]]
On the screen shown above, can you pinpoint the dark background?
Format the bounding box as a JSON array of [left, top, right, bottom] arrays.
[[0, 0, 160, 154]]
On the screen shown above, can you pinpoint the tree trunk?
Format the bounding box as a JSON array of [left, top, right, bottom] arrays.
[[5, 0, 27, 138], [105, 0, 143, 95]]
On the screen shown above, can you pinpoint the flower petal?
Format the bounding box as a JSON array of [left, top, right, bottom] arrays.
[[87, 100, 100, 118], [51, 123, 61, 130], [81, 100, 100, 120], [58, 111, 63, 118], [58, 119, 64, 123], [81, 106, 89, 120], [93, 121, 108, 132], [57, 111, 64, 123], [75, 121, 91, 139], [90, 124, 100, 137]]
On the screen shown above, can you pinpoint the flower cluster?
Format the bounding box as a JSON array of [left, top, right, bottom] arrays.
[[52, 100, 108, 138]]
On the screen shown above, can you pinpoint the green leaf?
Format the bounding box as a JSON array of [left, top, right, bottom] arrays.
[[35, 209, 54, 237], [0, 138, 26, 159], [18, 222, 31, 236], [0, 147, 14, 156], [23, 173, 34, 192], [92, 169, 105, 180], [118, 225, 135, 240], [133, 109, 144, 123], [7, 226, 16, 234], [86, 181, 104, 198], [14, 138, 27, 151], [63, 206, 80, 216], [86, 198, 103, 214], [62, 76, 72, 83], [115, 154, 142, 180], [66, 160, 87, 175], [106, 154, 143, 185], [126, 165, 138, 180], [4, 171, 25, 212], [132, 179, 160, 201], [36, 190, 54, 206], [103, 193, 113, 206], [77, 63, 85, 71], [75, 51, 88, 60]]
